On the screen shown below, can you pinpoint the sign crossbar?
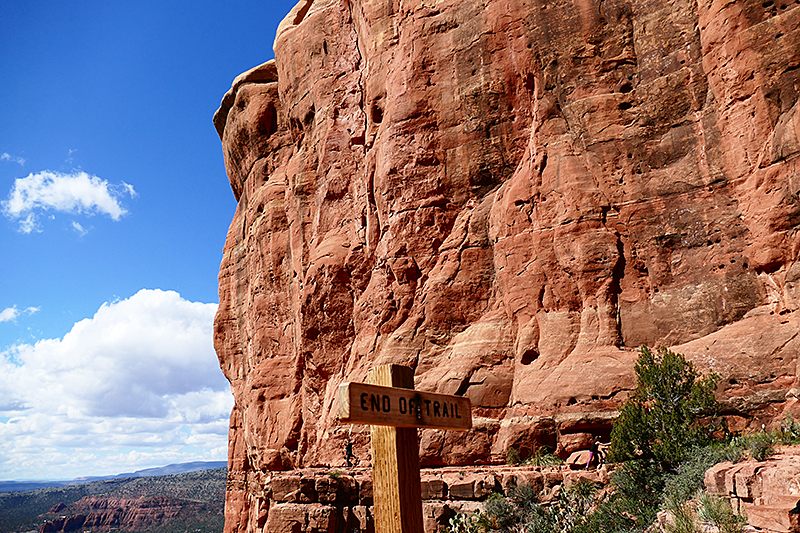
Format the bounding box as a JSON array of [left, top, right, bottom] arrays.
[[338, 381, 472, 430]]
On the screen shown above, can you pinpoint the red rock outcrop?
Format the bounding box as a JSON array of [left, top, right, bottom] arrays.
[[214, 0, 800, 530], [38, 495, 219, 533], [705, 445, 800, 533]]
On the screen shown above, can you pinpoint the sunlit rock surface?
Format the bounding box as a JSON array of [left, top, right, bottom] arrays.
[[213, 0, 800, 529]]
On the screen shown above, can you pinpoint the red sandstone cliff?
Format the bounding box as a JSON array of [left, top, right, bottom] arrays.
[[38, 495, 220, 533], [214, 0, 800, 529]]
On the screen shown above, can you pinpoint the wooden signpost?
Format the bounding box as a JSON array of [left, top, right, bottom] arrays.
[[338, 364, 472, 533]]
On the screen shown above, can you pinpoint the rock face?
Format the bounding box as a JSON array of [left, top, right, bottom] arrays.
[[705, 445, 800, 533], [213, 0, 800, 530]]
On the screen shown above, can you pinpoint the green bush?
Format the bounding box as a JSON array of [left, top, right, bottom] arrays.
[[729, 416, 800, 461], [475, 493, 520, 531], [505, 448, 522, 466], [664, 497, 698, 533], [609, 346, 720, 470], [505, 446, 563, 467], [526, 447, 564, 467], [779, 415, 800, 443], [744, 431, 776, 461], [582, 347, 724, 533], [446, 512, 479, 533], [442, 481, 601, 533], [697, 493, 745, 533], [663, 442, 744, 503]]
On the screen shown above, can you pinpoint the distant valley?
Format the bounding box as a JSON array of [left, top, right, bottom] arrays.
[[0, 464, 226, 533]]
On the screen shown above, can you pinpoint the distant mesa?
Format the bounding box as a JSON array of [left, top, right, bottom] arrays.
[[0, 461, 226, 493]]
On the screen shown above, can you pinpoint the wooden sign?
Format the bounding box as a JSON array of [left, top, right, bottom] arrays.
[[338, 382, 472, 430], [338, 365, 473, 533]]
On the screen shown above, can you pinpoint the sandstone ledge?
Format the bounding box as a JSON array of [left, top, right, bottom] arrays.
[[705, 446, 800, 533], [228, 464, 610, 533]]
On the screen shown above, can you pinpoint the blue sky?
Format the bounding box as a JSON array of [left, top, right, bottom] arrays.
[[0, 0, 297, 480]]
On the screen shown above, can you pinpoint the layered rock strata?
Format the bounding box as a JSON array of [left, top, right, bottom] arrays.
[[705, 445, 800, 533], [38, 496, 219, 533], [214, 0, 800, 530]]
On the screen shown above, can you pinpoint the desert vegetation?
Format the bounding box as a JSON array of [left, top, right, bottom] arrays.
[[0, 468, 225, 533], [445, 347, 800, 533]]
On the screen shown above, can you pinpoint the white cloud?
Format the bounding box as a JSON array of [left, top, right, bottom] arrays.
[[0, 290, 232, 480], [17, 213, 39, 233], [0, 308, 19, 323], [2, 170, 136, 233], [1, 153, 26, 165], [0, 306, 37, 324], [71, 221, 88, 235], [121, 182, 137, 198]]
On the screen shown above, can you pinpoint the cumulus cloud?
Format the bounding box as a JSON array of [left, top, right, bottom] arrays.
[[0, 290, 232, 480], [2, 171, 136, 233], [1, 153, 26, 165]]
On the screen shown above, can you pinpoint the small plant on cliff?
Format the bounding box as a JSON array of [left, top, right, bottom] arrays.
[[729, 415, 800, 461], [446, 512, 480, 533], [505, 446, 563, 467], [608, 346, 720, 470], [505, 447, 522, 466], [526, 446, 563, 467]]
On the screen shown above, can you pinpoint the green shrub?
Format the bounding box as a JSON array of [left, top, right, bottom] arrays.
[[744, 431, 776, 461], [664, 497, 699, 533], [581, 347, 724, 533], [506, 448, 522, 466], [444, 481, 600, 533], [663, 442, 744, 503], [697, 493, 745, 533], [727, 416, 800, 462], [505, 446, 563, 467], [476, 493, 520, 531], [609, 346, 720, 470], [446, 512, 479, 533], [778, 415, 800, 443], [472, 486, 547, 532], [550, 480, 599, 533], [525, 447, 564, 467], [445, 346, 773, 533]]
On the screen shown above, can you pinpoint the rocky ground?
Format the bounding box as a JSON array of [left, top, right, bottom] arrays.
[[203, 446, 800, 533]]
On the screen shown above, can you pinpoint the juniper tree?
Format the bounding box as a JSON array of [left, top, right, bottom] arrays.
[[609, 346, 720, 470]]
